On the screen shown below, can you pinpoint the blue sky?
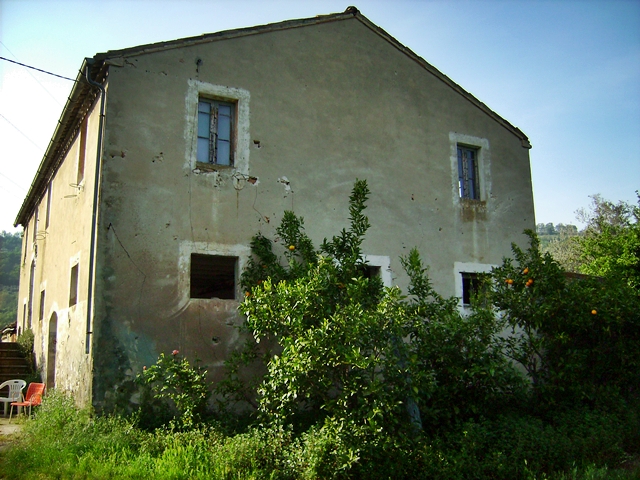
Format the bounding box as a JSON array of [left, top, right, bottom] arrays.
[[1, 0, 639, 233]]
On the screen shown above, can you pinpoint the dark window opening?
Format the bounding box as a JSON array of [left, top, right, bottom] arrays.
[[27, 260, 35, 329], [23, 225, 28, 262], [457, 145, 480, 200], [69, 264, 79, 307], [361, 265, 381, 279], [45, 183, 52, 228], [32, 209, 38, 243], [461, 272, 482, 306], [190, 254, 237, 299], [77, 116, 88, 184], [39, 290, 46, 323]]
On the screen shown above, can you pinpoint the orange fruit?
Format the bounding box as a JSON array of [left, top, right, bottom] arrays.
[[289, 245, 295, 251], [522, 267, 529, 275], [591, 309, 597, 315]]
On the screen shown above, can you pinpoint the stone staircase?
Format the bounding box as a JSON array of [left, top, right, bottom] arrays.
[[0, 343, 31, 384]]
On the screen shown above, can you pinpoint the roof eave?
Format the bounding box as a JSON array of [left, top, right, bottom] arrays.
[[14, 59, 103, 227]]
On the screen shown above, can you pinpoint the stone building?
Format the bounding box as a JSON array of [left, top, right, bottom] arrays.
[[14, 7, 534, 410]]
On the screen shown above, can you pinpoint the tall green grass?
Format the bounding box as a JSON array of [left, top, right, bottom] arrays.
[[0, 393, 301, 479], [0, 392, 638, 479]]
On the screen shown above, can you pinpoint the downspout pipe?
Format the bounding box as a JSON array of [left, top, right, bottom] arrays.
[[84, 58, 106, 355]]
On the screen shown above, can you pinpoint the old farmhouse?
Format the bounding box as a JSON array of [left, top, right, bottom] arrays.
[[14, 7, 535, 411]]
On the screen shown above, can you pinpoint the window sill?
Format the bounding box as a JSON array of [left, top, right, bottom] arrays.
[[194, 162, 234, 173], [459, 198, 487, 221], [459, 198, 485, 205]]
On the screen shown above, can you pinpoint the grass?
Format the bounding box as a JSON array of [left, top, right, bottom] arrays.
[[0, 392, 638, 480]]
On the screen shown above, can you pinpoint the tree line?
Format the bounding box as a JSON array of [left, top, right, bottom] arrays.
[[0, 231, 21, 329]]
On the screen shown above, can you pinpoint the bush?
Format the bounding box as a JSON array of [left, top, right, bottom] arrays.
[[235, 180, 525, 437], [16, 329, 41, 383], [488, 232, 640, 410], [137, 350, 210, 431]]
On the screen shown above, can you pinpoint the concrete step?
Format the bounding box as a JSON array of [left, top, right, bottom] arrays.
[[0, 364, 29, 373], [0, 343, 31, 383], [0, 347, 21, 358]]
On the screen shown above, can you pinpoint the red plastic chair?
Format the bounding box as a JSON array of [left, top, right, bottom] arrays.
[[9, 382, 45, 421]]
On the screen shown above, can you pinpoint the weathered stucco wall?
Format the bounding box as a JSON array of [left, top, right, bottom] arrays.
[[89, 17, 534, 411], [17, 95, 103, 406]]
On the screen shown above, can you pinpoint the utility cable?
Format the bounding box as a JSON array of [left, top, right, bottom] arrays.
[[0, 113, 44, 151], [0, 42, 70, 107], [0, 56, 75, 82], [0, 171, 27, 191]]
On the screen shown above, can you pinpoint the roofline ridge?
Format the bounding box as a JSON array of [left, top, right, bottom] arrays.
[[94, 10, 357, 61]]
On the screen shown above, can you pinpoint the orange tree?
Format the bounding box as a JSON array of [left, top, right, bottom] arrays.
[[487, 232, 640, 410], [232, 180, 523, 438], [220, 184, 640, 477]]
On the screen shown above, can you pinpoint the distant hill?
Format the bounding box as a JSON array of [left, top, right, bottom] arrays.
[[0, 231, 21, 329]]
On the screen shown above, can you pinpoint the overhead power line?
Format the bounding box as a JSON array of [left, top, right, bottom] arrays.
[[0, 41, 65, 107], [0, 113, 45, 151], [0, 171, 27, 192], [0, 56, 75, 82]]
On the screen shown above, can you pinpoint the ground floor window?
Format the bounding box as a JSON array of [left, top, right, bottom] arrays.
[[190, 254, 237, 299]]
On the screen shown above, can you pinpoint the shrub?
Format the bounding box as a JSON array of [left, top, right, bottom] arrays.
[[137, 350, 210, 430], [488, 232, 640, 410], [234, 180, 525, 437], [16, 329, 40, 383]]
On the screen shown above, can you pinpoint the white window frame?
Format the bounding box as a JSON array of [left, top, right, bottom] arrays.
[[454, 262, 496, 311], [185, 80, 250, 175], [179, 241, 251, 303], [362, 255, 392, 287]]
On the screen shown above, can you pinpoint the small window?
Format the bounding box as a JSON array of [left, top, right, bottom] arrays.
[[69, 264, 79, 307], [461, 272, 482, 306], [27, 260, 35, 329], [360, 265, 381, 279], [39, 290, 46, 323], [32, 208, 38, 243], [190, 254, 237, 299], [197, 99, 235, 166], [77, 116, 88, 184], [22, 225, 28, 263], [457, 145, 479, 200], [45, 183, 52, 228]]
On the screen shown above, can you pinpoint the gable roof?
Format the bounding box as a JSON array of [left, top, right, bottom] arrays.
[[15, 6, 530, 227]]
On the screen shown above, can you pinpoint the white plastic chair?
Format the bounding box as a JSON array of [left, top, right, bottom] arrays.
[[0, 379, 26, 416]]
